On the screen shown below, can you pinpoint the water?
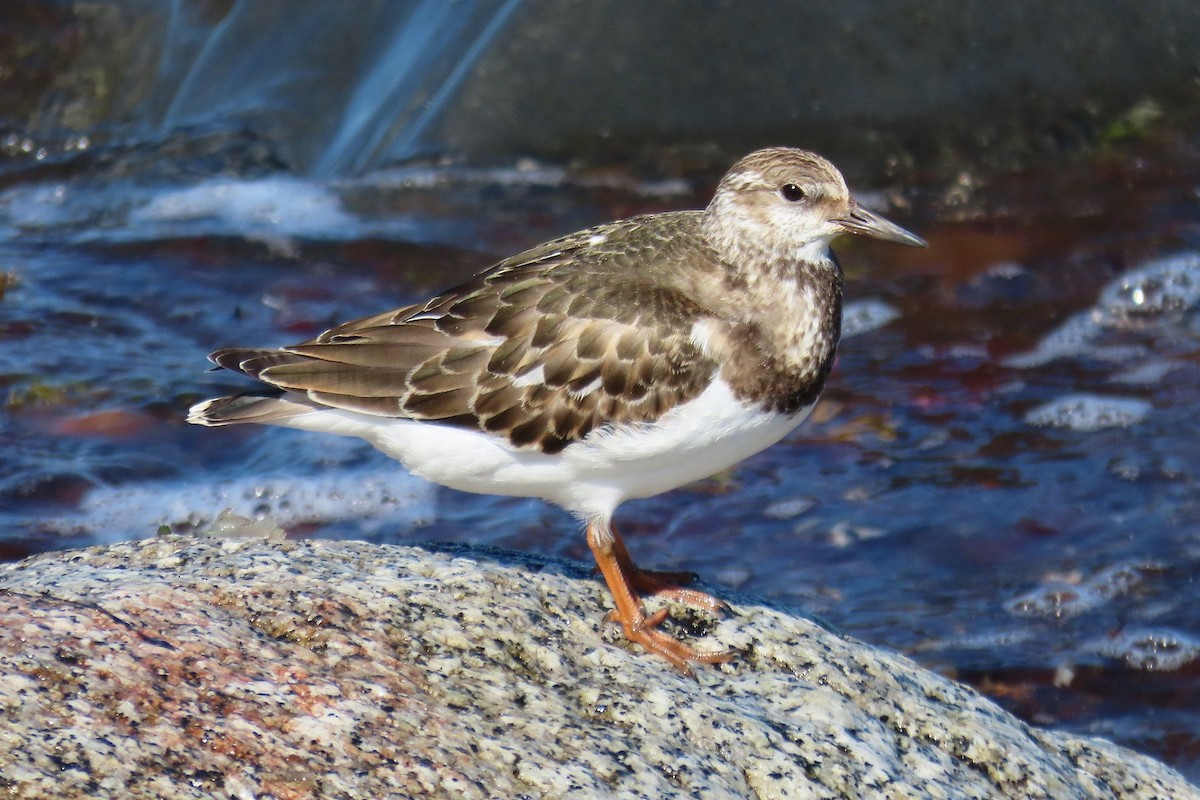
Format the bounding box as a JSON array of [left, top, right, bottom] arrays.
[[112, 0, 525, 174], [3, 137, 1199, 777], [3, 5, 1200, 782]]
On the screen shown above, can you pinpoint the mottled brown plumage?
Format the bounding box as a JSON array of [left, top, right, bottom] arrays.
[[204, 195, 858, 454], [191, 147, 926, 674], [207, 214, 727, 454]]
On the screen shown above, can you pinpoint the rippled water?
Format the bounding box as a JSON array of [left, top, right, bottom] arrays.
[[2, 133, 1200, 778]]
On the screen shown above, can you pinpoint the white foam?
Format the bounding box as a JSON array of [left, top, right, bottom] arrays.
[[0, 183, 75, 229], [1109, 359, 1180, 385], [132, 176, 356, 237], [1098, 252, 1200, 322], [841, 298, 900, 338], [1006, 252, 1200, 367], [1003, 311, 1098, 368], [46, 467, 435, 539], [1093, 628, 1200, 671], [1006, 564, 1151, 619], [1023, 394, 1151, 432], [763, 496, 816, 520], [360, 162, 690, 197], [198, 509, 286, 541]]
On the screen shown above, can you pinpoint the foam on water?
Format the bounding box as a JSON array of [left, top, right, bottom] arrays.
[[1109, 359, 1180, 385], [762, 496, 817, 520], [198, 509, 286, 541], [842, 298, 900, 338], [1006, 251, 1200, 367], [1006, 563, 1154, 619], [132, 176, 357, 237], [0, 184, 75, 230], [45, 467, 436, 540], [360, 161, 692, 197], [0, 160, 698, 249], [0, 175, 373, 247], [1023, 394, 1151, 432], [1098, 252, 1200, 323], [1094, 628, 1200, 671]]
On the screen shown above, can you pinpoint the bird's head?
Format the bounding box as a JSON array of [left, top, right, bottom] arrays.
[[701, 147, 926, 267]]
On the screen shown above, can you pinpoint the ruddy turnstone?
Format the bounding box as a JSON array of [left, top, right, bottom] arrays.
[[188, 147, 925, 673]]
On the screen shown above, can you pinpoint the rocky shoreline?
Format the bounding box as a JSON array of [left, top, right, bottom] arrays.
[[0, 530, 1193, 799]]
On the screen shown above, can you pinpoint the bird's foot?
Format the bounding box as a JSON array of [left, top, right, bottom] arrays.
[[604, 606, 733, 675], [588, 521, 732, 674], [625, 566, 730, 613]]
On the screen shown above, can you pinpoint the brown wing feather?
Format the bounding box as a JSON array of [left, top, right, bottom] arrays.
[[207, 214, 720, 453]]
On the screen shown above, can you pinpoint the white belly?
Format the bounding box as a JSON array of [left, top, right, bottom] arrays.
[[275, 378, 813, 522]]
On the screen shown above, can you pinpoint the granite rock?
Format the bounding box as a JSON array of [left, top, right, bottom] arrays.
[[0, 532, 1194, 799]]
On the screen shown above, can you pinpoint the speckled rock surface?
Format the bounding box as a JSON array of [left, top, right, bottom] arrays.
[[0, 533, 1194, 799]]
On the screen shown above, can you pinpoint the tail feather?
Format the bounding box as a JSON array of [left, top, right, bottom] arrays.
[[209, 347, 305, 379], [187, 393, 316, 427]]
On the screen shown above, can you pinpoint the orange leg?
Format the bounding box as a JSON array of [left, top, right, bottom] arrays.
[[609, 528, 729, 613], [586, 521, 732, 674]]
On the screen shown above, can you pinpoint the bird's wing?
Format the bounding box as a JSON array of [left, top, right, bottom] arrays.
[[209, 217, 720, 454]]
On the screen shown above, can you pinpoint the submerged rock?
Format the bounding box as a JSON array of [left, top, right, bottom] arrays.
[[0, 534, 1194, 799]]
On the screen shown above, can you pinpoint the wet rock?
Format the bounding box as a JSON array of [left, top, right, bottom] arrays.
[[421, 3, 1200, 173], [0, 534, 1195, 799]]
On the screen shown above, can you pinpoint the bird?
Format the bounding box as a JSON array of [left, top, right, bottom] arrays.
[[188, 147, 926, 674]]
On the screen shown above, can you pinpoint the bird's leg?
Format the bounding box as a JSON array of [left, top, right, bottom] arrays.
[[609, 525, 729, 613], [586, 521, 732, 674]]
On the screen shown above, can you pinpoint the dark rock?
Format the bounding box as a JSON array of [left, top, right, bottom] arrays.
[[4, 2, 1198, 178]]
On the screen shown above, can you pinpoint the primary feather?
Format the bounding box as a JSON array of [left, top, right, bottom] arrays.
[[192, 214, 721, 454]]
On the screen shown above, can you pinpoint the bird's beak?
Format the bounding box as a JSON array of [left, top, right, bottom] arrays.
[[838, 201, 927, 247]]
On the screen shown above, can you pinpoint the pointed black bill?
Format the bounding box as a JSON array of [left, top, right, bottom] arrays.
[[839, 202, 927, 247]]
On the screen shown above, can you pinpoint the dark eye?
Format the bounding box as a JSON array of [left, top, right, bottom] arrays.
[[780, 183, 806, 202]]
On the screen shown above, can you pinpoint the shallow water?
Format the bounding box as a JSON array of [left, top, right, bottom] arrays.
[[2, 130, 1200, 778]]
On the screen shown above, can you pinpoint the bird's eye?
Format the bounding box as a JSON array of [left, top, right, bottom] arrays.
[[780, 183, 806, 202]]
